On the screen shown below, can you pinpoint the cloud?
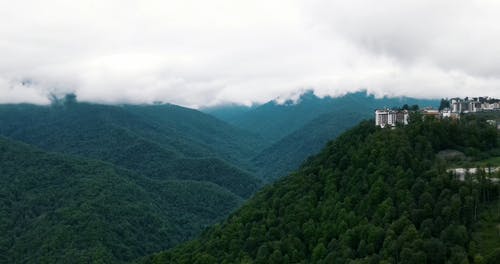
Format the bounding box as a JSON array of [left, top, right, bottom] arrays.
[[0, 0, 499, 107], [305, 0, 500, 78]]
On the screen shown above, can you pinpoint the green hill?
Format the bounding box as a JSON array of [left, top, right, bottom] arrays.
[[204, 91, 439, 143], [253, 110, 370, 181], [123, 104, 270, 169], [0, 137, 243, 263], [0, 101, 263, 198], [146, 115, 499, 263]]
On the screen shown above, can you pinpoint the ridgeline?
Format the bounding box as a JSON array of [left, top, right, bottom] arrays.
[[145, 114, 500, 263]]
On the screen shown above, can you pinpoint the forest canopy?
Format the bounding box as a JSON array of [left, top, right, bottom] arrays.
[[145, 114, 500, 264]]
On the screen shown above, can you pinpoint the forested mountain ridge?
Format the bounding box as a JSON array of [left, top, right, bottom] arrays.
[[0, 99, 268, 261], [145, 115, 500, 263], [0, 137, 243, 263], [122, 104, 270, 169], [0, 100, 263, 198], [205, 91, 439, 143], [252, 110, 370, 181]]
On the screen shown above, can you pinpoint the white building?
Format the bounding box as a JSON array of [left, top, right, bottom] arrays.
[[422, 108, 440, 118], [450, 97, 500, 113], [470, 101, 482, 112], [448, 167, 500, 182], [375, 109, 409, 128], [450, 98, 470, 113], [441, 109, 451, 118]]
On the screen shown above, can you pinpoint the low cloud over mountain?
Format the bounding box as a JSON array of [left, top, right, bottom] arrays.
[[1, 0, 499, 107]]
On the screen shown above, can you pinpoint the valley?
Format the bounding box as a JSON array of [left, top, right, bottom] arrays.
[[145, 112, 500, 263], [2, 1, 499, 262], [2, 92, 498, 263]]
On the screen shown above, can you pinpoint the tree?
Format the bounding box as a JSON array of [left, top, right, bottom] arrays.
[[312, 243, 327, 262], [269, 250, 283, 264], [439, 98, 450, 111]]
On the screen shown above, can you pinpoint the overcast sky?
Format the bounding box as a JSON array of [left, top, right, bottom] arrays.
[[1, 0, 499, 107]]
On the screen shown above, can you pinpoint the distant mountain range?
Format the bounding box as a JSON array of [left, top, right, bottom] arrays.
[[0, 101, 265, 197], [204, 91, 439, 143], [206, 91, 439, 180], [0, 99, 267, 262], [0, 91, 442, 262], [145, 115, 500, 263]]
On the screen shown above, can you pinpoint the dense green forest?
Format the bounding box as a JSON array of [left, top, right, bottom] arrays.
[[0, 100, 264, 198], [0, 137, 243, 263], [204, 91, 439, 142], [145, 114, 500, 263], [2, 95, 498, 263], [207, 91, 439, 182], [252, 110, 370, 181], [0, 98, 273, 262], [122, 104, 270, 169]]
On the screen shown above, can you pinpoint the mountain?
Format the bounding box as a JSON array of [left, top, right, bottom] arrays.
[[145, 115, 500, 263], [122, 104, 270, 169], [0, 99, 270, 261], [245, 91, 439, 181], [0, 137, 243, 263], [0, 101, 264, 198], [252, 110, 370, 181], [202, 103, 257, 125], [204, 91, 439, 143]]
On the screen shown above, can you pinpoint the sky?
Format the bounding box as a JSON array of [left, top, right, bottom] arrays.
[[1, 0, 500, 107]]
